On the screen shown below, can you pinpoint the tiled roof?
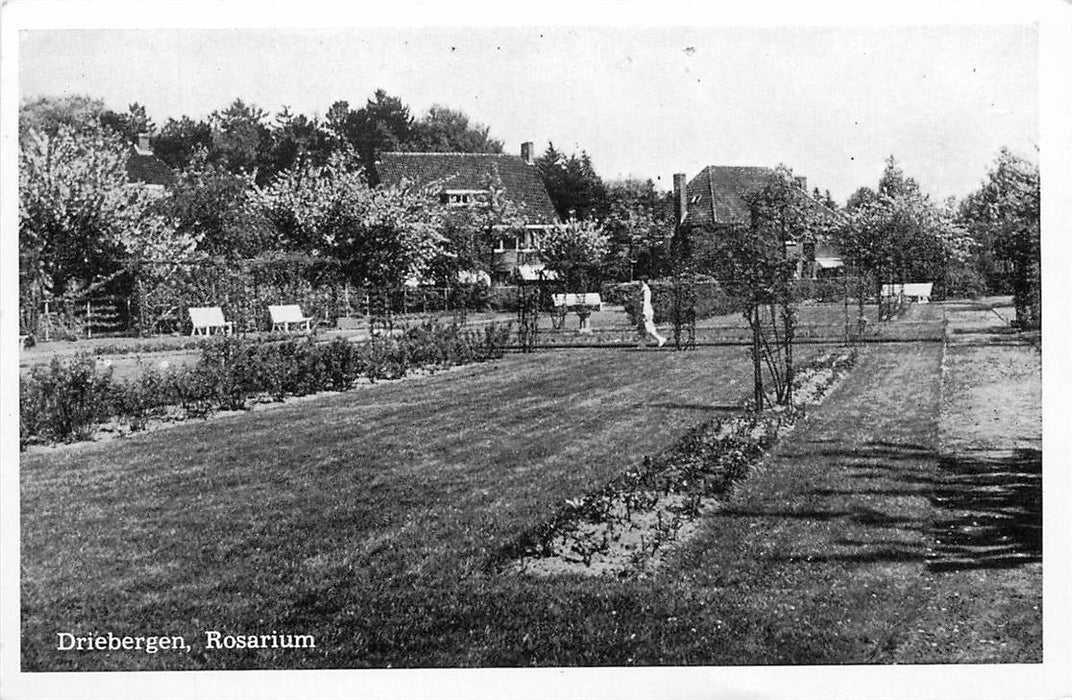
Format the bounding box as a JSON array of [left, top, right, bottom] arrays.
[[374, 152, 559, 225], [684, 165, 841, 228], [126, 148, 175, 187], [685, 166, 776, 226]]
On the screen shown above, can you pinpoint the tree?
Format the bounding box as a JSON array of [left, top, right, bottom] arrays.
[[959, 148, 1040, 327], [22, 96, 155, 146], [429, 168, 527, 285], [19, 124, 190, 299], [720, 166, 830, 408], [162, 148, 273, 259], [258, 153, 445, 288], [19, 95, 108, 143], [100, 103, 156, 143], [834, 156, 973, 317], [845, 186, 878, 212], [601, 178, 674, 281], [154, 116, 214, 170], [326, 90, 415, 180], [408, 105, 504, 153], [535, 143, 608, 221], [537, 218, 610, 291], [265, 107, 334, 175], [208, 99, 273, 179]]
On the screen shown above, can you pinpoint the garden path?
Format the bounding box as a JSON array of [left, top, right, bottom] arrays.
[[672, 301, 1041, 663]]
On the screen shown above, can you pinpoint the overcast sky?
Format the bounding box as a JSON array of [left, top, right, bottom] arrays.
[[19, 24, 1037, 203]]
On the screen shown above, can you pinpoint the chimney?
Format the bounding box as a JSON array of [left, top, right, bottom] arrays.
[[673, 173, 688, 226], [521, 141, 535, 165], [136, 133, 152, 155]]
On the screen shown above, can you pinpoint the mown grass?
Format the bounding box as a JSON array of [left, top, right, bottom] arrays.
[[23, 303, 1036, 669], [24, 344, 830, 670]]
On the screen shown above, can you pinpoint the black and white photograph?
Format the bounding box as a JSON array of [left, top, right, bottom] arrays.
[[1, 1, 1069, 698]]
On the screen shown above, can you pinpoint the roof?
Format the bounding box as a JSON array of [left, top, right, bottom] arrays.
[[374, 152, 559, 226], [126, 147, 175, 187], [685, 166, 776, 227], [684, 165, 842, 229]]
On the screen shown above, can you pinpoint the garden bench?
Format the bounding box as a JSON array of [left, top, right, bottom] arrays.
[[880, 283, 932, 303], [552, 293, 603, 312], [552, 293, 602, 333], [188, 306, 234, 336], [269, 304, 314, 332], [902, 282, 933, 303]]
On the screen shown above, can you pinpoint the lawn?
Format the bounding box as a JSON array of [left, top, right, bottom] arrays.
[[18, 301, 912, 381], [21, 300, 1040, 670], [22, 343, 828, 670]]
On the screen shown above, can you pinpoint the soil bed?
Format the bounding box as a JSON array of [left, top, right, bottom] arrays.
[[503, 349, 858, 578]]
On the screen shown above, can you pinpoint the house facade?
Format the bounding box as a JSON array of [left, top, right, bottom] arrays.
[[673, 165, 843, 279], [374, 143, 559, 285]]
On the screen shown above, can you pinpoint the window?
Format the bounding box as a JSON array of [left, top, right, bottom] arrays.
[[441, 189, 486, 207]]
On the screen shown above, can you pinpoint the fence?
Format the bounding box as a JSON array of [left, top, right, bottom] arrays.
[[23, 295, 135, 341], [20, 277, 508, 340]]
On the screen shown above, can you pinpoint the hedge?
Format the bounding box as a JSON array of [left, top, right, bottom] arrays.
[[603, 279, 744, 327], [20, 320, 512, 449]]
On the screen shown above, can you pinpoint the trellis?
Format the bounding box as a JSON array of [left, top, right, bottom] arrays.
[[669, 274, 698, 351], [132, 255, 353, 336], [515, 284, 542, 353]]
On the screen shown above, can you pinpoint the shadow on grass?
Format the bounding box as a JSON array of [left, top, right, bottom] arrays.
[[949, 325, 1019, 336], [927, 448, 1041, 572], [721, 441, 1041, 572], [647, 402, 742, 413]]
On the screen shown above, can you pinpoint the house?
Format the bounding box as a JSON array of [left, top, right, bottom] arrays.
[[374, 143, 559, 285], [126, 133, 174, 189], [672, 165, 843, 278]]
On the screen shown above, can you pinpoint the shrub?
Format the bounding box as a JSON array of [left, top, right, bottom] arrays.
[[320, 337, 366, 390], [453, 282, 490, 312], [171, 365, 217, 417], [598, 282, 633, 306], [198, 337, 259, 411], [942, 266, 987, 300], [789, 277, 850, 303], [20, 358, 115, 446], [487, 285, 521, 313], [613, 279, 742, 327], [480, 322, 512, 359], [114, 366, 178, 431], [20, 320, 515, 448]]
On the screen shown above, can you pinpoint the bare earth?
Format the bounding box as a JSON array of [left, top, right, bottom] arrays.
[[891, 298, 1042, 662]]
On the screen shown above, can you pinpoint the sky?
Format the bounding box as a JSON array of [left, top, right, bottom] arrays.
[[18, 24, 1038, 203]]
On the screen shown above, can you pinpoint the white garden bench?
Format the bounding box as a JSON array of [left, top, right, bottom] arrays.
[[269, 304, 314, 332], [552, 293, 602, 333], [188, 306, 234, 336], [880, 283, 933, 303], [552, 293, 603, 312], [903, 282, 933, 303]]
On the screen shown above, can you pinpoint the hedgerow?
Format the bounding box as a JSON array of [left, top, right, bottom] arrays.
[[603, 279, 744, 327], [19, 320, 512, 449]]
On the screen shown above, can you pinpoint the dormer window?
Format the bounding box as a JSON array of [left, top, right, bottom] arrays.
[[441, 189, 486, 207]]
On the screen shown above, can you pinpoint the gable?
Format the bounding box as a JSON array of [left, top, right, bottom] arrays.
[[375, 152, 559, 226]]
